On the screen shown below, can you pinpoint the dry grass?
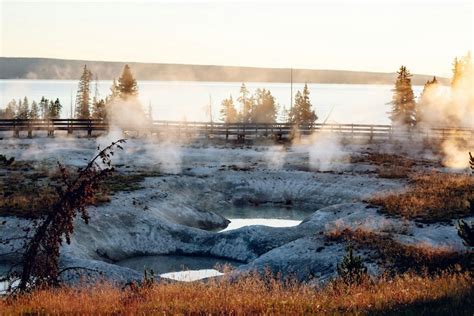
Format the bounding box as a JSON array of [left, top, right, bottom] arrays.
[[351, 152, 419, 179], [0, 272, 472, 315], [326, 228, 472, 273], [0, 161, 152, 217], [377, 166, 411, 179], [351, 152, 416, 168], [369, 172, 473, 223]]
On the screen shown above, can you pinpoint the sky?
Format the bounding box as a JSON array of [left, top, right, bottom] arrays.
[[1, 0, 473, 77]]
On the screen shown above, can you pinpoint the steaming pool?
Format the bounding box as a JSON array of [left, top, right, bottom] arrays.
[[116, 206, 311, 281]]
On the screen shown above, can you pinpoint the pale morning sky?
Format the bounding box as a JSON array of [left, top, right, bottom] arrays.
[[1, 0, 473, 77]]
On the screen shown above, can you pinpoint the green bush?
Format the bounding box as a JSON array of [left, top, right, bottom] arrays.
[[337, 246, 368, 285]]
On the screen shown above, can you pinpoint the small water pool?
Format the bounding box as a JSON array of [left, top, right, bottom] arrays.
[[217, 206, 311, 231], [116, 254, 242, 281], [221, 218, 302, 231]]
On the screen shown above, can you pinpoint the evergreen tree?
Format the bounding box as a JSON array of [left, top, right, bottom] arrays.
[[92, 75, 100, 107], [48, 98, 62, 119], [451, 52, 473, 88], [16, 98, 30, 119], [29, 100, 40, 119], [337, 246, 368, 285], [39, 97, 49, 119], [237, 83, 252, 123], [220, 95, 238, 123], [417, 76, 438, 123], [451, 57, 461, 87], [17, 97, 30, 119], [389, 66, 416, 126], [92, 99, 107, 120], [75, 65, 93, 119], [90, 75, 106, 120], [288, 83, 317, 126], [4, 99, 17, 119], [107, 78, 120, 103], [279, 105, 290, 123], [117, 64, 139, 98], [251, 88, 278, 123]]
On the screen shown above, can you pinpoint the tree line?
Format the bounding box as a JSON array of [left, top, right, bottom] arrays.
[[0, 64, 140, 120], [2, 52, 470, 126], [0, 97, 62, 120], [219, 83, 318, 125]]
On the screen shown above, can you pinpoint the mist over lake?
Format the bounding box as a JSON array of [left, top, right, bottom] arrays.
[[0, 80, 423, 124]]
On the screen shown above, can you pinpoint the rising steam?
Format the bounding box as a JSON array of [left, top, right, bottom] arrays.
[[418, 54, 473, 169]]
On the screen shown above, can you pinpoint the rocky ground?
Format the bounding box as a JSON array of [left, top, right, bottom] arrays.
[[0, 135, 472, 286]]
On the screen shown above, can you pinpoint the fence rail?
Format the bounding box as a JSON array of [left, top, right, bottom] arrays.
[[0, 119, 473, 141]]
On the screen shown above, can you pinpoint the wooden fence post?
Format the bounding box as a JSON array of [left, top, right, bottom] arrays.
[[88, 120, 92, 136]]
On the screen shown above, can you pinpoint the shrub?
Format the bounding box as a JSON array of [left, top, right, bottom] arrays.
[[470, 152, 474, 172], [457, 219, 474, 247], [0, 154, 15, 166], [336, 246, 368, 285]]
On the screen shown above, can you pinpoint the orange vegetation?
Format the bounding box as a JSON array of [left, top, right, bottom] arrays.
[[369, 172, 473, 222], [326, 228, 471, 273], [0, 272, 472, 314]]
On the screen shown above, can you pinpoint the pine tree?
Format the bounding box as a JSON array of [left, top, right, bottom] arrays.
[[48, 99, 62, 119], [220, 95, 238, 123], [117, 64, 139, 98], [29, 100, 40, 119], [18, 97, 30, 119], [92, 75, 99, 107], [389, 66, 416, 126], [107, 78, 120, 103], [279, 104, 290, 123], [451, 52, 473, 88], [337, 246, 368, 285], [39, 97, 49, 119], [16, 98, 30, 119], [451, 57, 462, 87], [92, 99, 106, 120], [4, 99, 17, 119], [75, 65, 93, 119], [417, 76, 438, 123], [237, 83, 252, 123], [288, 83, 317, 126], [90, 75, 107, 120], [251, 88, 278, 123]]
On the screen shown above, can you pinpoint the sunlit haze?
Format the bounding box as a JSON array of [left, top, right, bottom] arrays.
[[1, 0, 472, 76]]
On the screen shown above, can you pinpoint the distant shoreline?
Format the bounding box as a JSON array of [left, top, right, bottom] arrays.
[[0, 57, 448, 86]]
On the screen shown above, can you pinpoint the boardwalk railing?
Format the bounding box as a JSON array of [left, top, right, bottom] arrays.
[[0, 119, 473, 141]]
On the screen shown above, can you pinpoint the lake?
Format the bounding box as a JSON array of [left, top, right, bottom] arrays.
[[0, 80, 423, 124]]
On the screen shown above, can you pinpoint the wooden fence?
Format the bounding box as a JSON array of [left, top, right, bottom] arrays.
[[0, 119, 473, 142]]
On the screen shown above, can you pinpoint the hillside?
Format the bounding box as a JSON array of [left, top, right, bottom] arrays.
[[0, 57, 448, 85]]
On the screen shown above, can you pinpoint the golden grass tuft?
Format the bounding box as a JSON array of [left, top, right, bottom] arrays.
[[0, 272, 472, 314], [369, 172, 473, 222]]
